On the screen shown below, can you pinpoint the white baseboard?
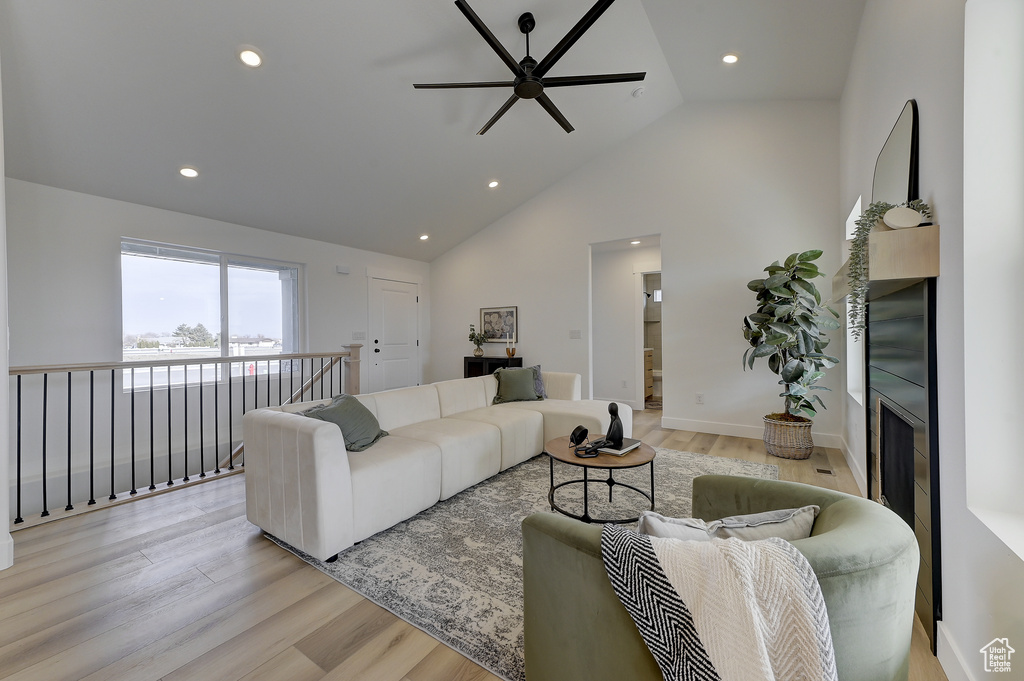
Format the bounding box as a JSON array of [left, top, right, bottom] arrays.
[[937, 621, 977, 681], [659, 417, 845, 450], [839, 435, 868, 496]]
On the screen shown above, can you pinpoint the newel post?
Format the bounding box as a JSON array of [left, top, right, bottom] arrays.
[[342, 345, 362, 395]]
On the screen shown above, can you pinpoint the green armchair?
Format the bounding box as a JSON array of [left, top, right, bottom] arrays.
[[522, 475, 919, 681]]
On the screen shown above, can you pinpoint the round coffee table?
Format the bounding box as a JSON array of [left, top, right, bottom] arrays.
[[544, 435, 657, 524]]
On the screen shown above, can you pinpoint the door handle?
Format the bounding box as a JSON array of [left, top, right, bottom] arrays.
[[374, 348, 381, 353]]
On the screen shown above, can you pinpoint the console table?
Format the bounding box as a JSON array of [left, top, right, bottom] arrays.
[[464, 355, 523, 378]]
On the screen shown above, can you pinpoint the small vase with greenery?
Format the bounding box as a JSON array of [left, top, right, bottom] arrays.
[[742, 250, 840, 458], [847, 199, 932, 339], [468, 324, 488, 356]]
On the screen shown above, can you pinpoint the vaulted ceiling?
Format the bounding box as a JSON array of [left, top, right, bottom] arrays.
[[0, 0, 865, 261]]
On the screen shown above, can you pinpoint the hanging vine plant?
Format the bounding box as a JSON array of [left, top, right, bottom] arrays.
[[847, 199, 932, 338]]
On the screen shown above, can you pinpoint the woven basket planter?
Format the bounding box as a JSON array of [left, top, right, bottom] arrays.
[[762, 415, 813, 460]]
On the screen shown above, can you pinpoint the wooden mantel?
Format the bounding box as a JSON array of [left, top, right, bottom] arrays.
[[832, 224, 940, 300]]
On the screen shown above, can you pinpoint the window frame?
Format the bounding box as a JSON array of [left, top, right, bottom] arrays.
[[120, 238, 305, 364]]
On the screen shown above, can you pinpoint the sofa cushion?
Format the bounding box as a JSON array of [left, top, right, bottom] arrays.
[[392, 418, 502, 500], [300, 394, 388, 451], [448, 406, 544, 471], [636, 506, 819, 542], [493, 367, 543, 404], [435, 376, 489, 417], [369, 384, 441, 430], [347, 435, 442, 542], [500, 399, 631, 444]]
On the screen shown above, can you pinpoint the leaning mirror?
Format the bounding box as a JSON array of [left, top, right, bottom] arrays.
[[872, 99, 919, 205]]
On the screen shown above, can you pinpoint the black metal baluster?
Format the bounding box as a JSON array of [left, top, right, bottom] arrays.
[[330, 355, 334, 397], [266, 360, 271, 408], [228, 362, 234, 470], [149, 367, 156, 491], [199, 363, 206, 478], [278, 359, 283, 406], [167, 367, 173, 486], [110, 369, 117, 500], [290, 358, 294, 402], [215, 361, 221, 474], [131, 368, 137, 495], [300, 359, 305, 403], [320, 358, 325, 399], [183, 365, 189, 483], [242, 361, 247, 416], [66, 371, 73, 511], [88, 371, 96, 505], [41, 373, 49, 517], [15, 375, 23, 524]]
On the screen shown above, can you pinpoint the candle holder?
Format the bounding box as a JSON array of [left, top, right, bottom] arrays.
[[505, 346, 516, 358]]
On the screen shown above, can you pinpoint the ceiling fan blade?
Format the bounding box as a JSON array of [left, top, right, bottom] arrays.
[[477, 94, 521, 135], [454, 0, 526, 78], [414, 81, 515, 89], [535, 93, 574, 133], [542, 72, 646, 87], [534, 0, 616, 79]]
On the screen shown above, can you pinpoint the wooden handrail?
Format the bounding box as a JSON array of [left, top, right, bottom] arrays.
[[9, 348, 361, 376]]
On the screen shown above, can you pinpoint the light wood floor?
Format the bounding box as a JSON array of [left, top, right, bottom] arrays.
[[0, 409, 947, 681]]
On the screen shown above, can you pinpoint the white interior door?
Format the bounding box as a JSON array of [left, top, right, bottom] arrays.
[[368, 277, 420, 392]]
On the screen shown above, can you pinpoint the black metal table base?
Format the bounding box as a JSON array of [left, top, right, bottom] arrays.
[[547, 454, 655, 524]]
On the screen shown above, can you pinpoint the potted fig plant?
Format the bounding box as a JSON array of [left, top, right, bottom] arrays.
[[742, 250, 840, 459]]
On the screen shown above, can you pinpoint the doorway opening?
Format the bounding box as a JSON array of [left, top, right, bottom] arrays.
[[643, 272, 662, 411]]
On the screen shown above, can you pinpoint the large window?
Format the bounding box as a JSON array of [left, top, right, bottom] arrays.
[[121, 240, 301, 364]]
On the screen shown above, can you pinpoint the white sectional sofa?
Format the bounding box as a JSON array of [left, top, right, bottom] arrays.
[[243, 371, 631, 561]]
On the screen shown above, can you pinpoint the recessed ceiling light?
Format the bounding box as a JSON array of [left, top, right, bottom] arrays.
[[722, 53, 739, 65], [419, 234, 429, 241], [630, 240, 641, 245], [179, 166, 199, 178], [488, 180, 499, 189], [239, 47, 263, 67]]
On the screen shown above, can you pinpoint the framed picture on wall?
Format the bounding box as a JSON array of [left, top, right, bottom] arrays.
[[480, 306, 517, 343]]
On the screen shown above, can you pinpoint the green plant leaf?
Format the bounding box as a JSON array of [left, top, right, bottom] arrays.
[[781, 359, 804, 383], [814, 315, 841, 330], [784, 252, 798, 268], [764, 273, 790, 289], [752, 343, 776, 358], [747, 312, 771, 325], [797, 249, 823, 262], [768, 352, 781, 374], [747, 279, 766, 292]]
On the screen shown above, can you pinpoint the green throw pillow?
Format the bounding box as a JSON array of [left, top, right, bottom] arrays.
[[301, 394, 388, 452], [493, 367, 543, 404]]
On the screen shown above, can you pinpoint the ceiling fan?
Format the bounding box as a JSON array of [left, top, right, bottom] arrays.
[[414, 0, 646, 135]]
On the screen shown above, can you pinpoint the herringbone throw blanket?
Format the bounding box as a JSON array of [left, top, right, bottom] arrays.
[[601, 526, 837, 681]]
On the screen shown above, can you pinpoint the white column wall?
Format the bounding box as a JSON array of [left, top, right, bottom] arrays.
[[1, 46, 15, 569]]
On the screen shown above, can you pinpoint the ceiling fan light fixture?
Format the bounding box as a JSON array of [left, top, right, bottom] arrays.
[[239, 47, 263, 67], [722, 53, 739, 65]]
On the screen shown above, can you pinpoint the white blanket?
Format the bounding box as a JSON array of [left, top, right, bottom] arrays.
[[601, 525, 837, 681]]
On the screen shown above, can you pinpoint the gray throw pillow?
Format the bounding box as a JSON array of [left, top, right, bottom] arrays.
[[525, 364, 547, 398], [492, 367, 543, 404], [637, 505, 819, 542], [301, 394, 388, 452]]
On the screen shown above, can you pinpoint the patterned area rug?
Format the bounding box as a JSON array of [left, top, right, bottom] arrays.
[[270, 448, 778, 681]]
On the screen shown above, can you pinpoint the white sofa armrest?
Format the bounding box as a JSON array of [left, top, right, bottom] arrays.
[[541, 372, 581, 400], [243, 408, 355, 561]]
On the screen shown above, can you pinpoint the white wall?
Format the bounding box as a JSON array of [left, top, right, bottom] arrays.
[[591, 244, 661, 408], [4, 179, 430, 385], [0, 49, 15, 569], [840, 2, 1024, 680], [429, 100, 842, 444]]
